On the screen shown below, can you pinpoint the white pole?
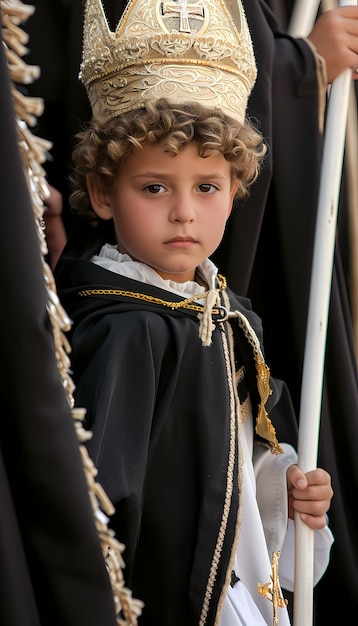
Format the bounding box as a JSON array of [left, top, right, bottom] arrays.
[[293, 2, 356, 624], [288, 0, 321, 36], [346, 85, 358, 360]]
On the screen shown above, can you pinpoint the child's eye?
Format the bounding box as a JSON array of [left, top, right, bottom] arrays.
[[145, 184, 166, 194], [198, 183, 218, 193]]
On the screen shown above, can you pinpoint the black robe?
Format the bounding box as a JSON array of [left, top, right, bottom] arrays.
[[55, 230, 298, 625]]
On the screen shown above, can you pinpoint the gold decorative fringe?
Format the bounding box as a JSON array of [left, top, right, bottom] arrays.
[[1, 1, 143, 622], [255, 362, 283, 455], [221, 292, 283, 455]]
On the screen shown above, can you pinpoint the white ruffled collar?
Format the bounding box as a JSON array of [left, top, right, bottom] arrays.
[[91, 243, 218, 300]]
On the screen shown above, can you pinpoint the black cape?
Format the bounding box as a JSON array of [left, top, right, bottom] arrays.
[[56, 228, 298, 626]]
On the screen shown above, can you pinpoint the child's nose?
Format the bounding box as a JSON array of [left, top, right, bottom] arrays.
[[169, 192, 195, 222]]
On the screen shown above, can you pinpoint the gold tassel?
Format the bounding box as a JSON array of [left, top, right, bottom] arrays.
[[255, 362, 283, 455], [218, 297, 282, 454]]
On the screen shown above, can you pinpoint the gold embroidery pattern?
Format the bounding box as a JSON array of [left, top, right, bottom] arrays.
[[80, 0, 257, 123]]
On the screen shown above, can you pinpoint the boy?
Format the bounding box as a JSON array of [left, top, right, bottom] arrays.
[[56, 0, 334, 623]]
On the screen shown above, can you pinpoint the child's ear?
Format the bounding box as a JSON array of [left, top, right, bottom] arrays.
[[86, 174, 113, 220]]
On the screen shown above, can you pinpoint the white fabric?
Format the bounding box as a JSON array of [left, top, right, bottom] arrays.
[[92, 242, 218, 298], [221, 580, 267, 625], [223, 422, 333, 626], [92, 245, 334, 625], [227, 420, 292, 626]]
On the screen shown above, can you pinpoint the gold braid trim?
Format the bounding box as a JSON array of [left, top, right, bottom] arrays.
[[213, 319, 244, 625], [1, 1, 143, 622], [221, 292, 283, 455], [199, 322, 239, 626]]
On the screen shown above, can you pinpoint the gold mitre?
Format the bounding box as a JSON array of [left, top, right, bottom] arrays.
[[80, 0, 257, 123]]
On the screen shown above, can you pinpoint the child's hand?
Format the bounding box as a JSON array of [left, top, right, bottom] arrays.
[[286, 465, 334, 530]]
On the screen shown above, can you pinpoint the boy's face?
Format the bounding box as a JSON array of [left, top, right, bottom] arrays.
[[89, 140, 238, 283]]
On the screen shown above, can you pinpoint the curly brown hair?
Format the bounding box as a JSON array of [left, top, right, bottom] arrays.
[[70, 98, 266, 222]]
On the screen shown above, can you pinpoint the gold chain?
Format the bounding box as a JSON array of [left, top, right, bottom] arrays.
[[78, 274, 227, 314]]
